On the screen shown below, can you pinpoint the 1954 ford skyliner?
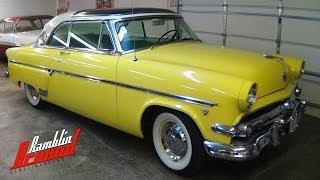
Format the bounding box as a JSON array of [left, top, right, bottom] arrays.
[[5, 8, 307, 175]]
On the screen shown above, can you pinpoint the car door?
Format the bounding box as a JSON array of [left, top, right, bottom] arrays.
[[47, 21, 119, 127]]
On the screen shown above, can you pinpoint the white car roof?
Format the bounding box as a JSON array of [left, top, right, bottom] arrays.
[[42, 8, 178, 36], [43, 11, 75, 36]]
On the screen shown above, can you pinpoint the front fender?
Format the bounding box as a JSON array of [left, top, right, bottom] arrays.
[[139, 95, 237, 145]]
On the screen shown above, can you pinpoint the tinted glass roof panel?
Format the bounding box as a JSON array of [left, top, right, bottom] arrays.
[[74, 8, 176, 16]]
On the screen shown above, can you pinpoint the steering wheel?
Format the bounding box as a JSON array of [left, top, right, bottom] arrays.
[[156, 30, 178, 44]]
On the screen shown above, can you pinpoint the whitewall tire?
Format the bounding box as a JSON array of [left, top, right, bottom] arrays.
[[152, 112, 203, 176], [24, 83, 46, 109]]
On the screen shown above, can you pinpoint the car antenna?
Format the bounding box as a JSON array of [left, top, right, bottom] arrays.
[[131, 0, 138, 61]]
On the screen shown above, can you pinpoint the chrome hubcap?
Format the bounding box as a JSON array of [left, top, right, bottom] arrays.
[[27, 84, 39, 100], [160, 121, 188, 162]]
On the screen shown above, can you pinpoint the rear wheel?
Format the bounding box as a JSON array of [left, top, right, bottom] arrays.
[[24, 83, 46, 109], [152, 112, 203, 176]]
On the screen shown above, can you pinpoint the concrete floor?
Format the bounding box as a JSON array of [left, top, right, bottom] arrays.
[[0, 60, 320, 180]]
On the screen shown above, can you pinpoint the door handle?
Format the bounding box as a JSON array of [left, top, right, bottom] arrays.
[[60, 51, 70, 55]]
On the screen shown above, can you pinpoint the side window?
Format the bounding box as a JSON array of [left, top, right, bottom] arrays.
[[100, 24, 114, 51], [46, 23, 70, 47], [16, 20, 33, 32], [69, 22, 101, 50], [33, 18, 42, 29], [3, 22, 14, 34], [116, 21, 145, 51]]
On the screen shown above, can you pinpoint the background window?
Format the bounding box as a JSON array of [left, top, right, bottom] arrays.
[[33, 19, 42, 29], [3, 22, 14, 33], [46, 23, 70, 47], [16, 20, 34, 32], [69, 23, 101, 50]]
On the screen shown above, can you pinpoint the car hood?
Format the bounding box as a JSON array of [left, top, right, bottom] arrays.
[[141, 41, 291, 98]]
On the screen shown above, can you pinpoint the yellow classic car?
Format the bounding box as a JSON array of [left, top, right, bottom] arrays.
[[5, 8, 306, 175]]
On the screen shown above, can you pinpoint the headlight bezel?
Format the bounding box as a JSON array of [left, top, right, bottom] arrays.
[[239, 82, 258, 111], [299, 61, 305, 78], [247, 84, 257, 109]]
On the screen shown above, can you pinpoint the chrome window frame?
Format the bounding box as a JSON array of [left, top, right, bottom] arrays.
[[109, 15, 196, 55], [36, 20, 118, 56], [45, 21, 71, 48], [35, 13, 183, 55], [67, 21, 102, 51], [66, 20, 117, 55]]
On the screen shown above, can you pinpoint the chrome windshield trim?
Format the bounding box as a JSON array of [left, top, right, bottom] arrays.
[[9, 60, 218, 107], [110, 16, 200, 54]]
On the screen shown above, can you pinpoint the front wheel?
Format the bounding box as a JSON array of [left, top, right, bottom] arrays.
[[152, 112, 203, 176], [24, 83, 46, 109]]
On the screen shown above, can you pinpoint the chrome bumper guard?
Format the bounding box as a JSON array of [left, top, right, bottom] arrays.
[[204, 98, 307, 161]]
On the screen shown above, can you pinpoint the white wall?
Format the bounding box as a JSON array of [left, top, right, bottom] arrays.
[[65, 0, 172, 10], [67, 0, 95, 11], [115, 0, 168, 9], [0, 0, 56, 18]]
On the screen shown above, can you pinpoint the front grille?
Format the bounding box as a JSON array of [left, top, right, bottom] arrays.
[[240, 100, 286, 124], [231, 99, 289, 145], [231, 123, 271, 146]]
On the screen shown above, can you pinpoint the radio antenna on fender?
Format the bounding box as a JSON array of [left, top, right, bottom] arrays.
[[131, 0, 138, 61]]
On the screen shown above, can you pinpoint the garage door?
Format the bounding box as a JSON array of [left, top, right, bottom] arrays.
[[179, 0, 320, 107]]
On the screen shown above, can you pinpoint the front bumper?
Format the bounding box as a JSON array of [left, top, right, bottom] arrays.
[[204, 98, 307, 161]]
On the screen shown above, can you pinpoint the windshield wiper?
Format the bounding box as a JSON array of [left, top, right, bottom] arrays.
[[150, 39, 176, 50], [180, 38, 202, 42]]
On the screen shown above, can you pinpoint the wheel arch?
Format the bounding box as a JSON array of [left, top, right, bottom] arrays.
[[140, 102, 205, 143]]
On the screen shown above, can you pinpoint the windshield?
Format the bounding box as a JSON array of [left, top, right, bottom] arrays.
[[115, 17, 199, 51]]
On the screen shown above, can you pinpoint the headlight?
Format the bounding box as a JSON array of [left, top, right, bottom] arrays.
[[293, 61, 305, 79], [247, 84, 257, 109], [239, 82, 257, 111]]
